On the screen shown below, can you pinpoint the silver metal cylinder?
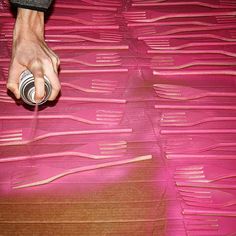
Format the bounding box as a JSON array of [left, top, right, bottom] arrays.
[[19, 70, 52, 106]]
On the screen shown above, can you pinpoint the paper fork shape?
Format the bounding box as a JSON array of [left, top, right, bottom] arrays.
[[161, 128, 236, 135], [147, 39, 236, 50], [45, 32, 123, 43], [154, 84, 236, 101], [176, 181, 236, 189], [149, 48, 236, 58], [49, 12, 117, 26], [12, 155, 152, 189], [139, 32, 236, 42], [61, 52, 122, 67], [183, 215, 236, 234], [163, 137, 236, 153], [179, 189, 236, 208], [123, 10, 236, 23], [175, 165, 236, 183], [0, 109, 124, 125], [0, 141, 128, 163], [151, 56, 236, 69], [183, 208, 236, 217], [152, 60, 236, 71], [61, 79, 119, 94], [1, 67, 128, 80], [167, 154, 236, 160], [160, 111, 236, 127], [55, 3, 117, 12], [0, 128, 132, 146]]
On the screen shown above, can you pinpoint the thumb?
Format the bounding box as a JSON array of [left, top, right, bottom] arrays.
[[31, 67, 45, 103]]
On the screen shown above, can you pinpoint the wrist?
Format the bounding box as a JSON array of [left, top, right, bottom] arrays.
[[14, 8, 45, 40]]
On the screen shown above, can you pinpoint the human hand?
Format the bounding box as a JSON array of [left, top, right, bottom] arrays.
[[7, 8, 61, 103]]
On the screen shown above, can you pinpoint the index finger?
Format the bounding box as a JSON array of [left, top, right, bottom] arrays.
[[30, 66, 45, 103]]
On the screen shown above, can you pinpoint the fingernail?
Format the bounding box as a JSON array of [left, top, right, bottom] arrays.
[[34, 92, 45, 103], [35, 96, 43, 103]]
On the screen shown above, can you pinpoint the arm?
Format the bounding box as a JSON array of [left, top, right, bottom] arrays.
[[7, 3, 60, 102]]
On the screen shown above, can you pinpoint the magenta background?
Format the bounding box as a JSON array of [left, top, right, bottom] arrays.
[[1, 0, 236, 235]]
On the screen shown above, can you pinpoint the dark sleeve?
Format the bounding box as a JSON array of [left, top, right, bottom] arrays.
[[10, 0, 53, 11]]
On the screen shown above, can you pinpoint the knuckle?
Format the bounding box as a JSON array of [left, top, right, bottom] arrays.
[[30, 58, 41, 67], [34, 70, 44, 79]]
